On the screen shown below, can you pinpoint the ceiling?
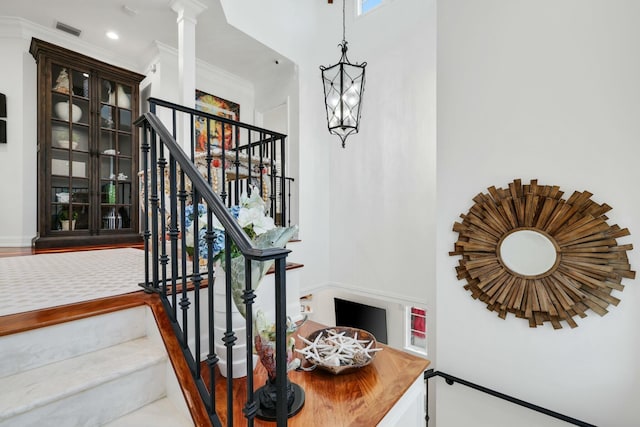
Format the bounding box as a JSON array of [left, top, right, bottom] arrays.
[[0, 0, 290, 85]]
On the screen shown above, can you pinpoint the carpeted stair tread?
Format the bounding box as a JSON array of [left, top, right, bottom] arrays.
[[0, 337, 166, 420], [103, 397, 193, 427]]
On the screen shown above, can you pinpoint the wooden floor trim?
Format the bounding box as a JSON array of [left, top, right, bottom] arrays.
[[0, 291, 152, 336], [147, 297, 212, 426]]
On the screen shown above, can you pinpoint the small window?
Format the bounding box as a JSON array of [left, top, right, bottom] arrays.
[[405, 306, 427, 355], [358, 0, 384, 15]]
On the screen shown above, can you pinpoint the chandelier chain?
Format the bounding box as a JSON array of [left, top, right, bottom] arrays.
[[342, 0, 346, 43]]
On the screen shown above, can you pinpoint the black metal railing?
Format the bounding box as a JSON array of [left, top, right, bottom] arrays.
[[424, 370, 597, 427], [146, 97, 293, 227], [135, 108, 292, 426]]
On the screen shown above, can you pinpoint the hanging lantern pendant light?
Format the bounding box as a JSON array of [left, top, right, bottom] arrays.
[[320, 0, 367, 148]]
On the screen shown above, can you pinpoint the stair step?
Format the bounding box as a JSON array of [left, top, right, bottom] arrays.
[[103, 397, 193, 427], [0, 306, 147, 379], [0, 337, 167, 427]]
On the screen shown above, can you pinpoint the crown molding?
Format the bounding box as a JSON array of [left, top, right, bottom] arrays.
[[0, 16, 143, 73], [144, 39, 253, 94]]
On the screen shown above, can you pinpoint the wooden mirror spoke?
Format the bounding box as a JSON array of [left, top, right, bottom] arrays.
[[450, 179, 635, 329]]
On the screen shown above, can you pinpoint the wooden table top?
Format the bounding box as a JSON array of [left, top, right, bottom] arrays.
[[202, 320, 431, 426]]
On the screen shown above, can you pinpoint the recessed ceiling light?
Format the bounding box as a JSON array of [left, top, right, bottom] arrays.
[[122, 5, 139, 16], [106, 31, 119, 40]]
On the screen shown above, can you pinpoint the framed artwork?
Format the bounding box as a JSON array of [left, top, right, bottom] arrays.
[[195, 89, 240, 151]]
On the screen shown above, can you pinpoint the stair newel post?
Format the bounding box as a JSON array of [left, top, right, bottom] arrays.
[[168, 156, 179, 307], [243, 256, 257, 425], [274, 256, 288, 426], [141, 122, 151, 290]]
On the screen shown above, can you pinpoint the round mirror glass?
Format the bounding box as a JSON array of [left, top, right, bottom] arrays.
[[499, 230, 557, 276]]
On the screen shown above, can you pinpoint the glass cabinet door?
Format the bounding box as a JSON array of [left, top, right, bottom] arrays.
[[50, 63, 90, 233], [99, 79, 133, 230]]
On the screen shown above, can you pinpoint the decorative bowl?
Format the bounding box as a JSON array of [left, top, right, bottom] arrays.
[[54, 101, 82, 122], [302, 326, 379, 375], [56, 192, 70, 203], [57, 140, 78, 150]]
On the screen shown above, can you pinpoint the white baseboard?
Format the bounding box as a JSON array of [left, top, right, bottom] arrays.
[[303, 281, 428, 307], [0, 235, 34, 247]]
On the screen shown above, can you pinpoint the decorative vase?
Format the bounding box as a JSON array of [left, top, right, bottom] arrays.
[[54, 101, 82, 122], [116, 84, 131, 109], [213, 267, 257, 378], [60, 220, 76, 231], [253, 310, 306, 420]]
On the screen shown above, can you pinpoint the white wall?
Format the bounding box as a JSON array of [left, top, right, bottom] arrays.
[[327, 0, 436, 306], [220, 0, 437, 343], [0, 33, 36, 246], [437, 1, 640, 426], [220, 0, 336, 293]]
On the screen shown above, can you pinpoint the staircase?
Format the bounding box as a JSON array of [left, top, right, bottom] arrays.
[[137, 100, 297, 425], [0, 305, 193, 427]]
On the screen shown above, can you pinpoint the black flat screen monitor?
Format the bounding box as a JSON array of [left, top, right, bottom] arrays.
[[334, 298, 388, 344]]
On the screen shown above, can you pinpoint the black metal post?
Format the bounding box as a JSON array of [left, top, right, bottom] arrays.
[[279, 136, 286, 227], [158, 143, 168, 294], [168, 156, 179, 312], [243, 257, 256, 426], [223, 234, 236, 426], [141, 123, 151, 291], [149, 131, 159, 290]]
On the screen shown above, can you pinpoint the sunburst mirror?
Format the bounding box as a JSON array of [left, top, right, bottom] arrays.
[[450, 179, 635, 329]]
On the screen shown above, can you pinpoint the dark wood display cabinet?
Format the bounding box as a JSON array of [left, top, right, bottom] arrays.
[[30, 38, 145, 249]]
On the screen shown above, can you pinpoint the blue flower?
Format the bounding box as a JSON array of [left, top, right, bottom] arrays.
[[185, 187, 286, 263], [213, 229, 225, 254], [184, 203, 207, 230], [197, 228, 209, 259]]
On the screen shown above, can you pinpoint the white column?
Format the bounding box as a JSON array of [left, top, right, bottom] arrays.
[[170, 0, 207, 151]]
